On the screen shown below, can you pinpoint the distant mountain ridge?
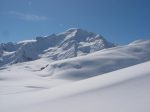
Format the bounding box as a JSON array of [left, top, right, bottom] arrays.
[[0, 28, 115, 67]]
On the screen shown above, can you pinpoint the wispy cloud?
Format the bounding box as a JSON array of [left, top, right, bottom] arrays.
[[9, 11, 48, 21]]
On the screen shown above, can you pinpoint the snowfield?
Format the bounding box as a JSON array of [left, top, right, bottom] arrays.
[[0, 29, 150, 112], [0, 61, 150, 112]]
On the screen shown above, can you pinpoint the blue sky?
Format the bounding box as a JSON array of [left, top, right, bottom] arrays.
[[0, 0, 150, 44]]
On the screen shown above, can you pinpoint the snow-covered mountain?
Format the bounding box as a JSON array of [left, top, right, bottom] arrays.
[[0, 28, 115, 67], [0, 28, 150, 112], [39, 39, 150, 79]]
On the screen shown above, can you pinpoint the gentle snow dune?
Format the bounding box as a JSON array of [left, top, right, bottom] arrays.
[[42, 40, 150, 80], [0, 58, 72, 95], [1, 61, 150, 112]]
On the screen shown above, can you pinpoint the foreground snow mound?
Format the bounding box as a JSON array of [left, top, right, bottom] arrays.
[[42, 40, 150, 80], [1, 61, 150, 112], [0, 28, 115, 67]]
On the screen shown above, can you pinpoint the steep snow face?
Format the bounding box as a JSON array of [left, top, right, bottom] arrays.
[[0, 28, 115, 67], [0, 42, 17, 52], [42, 40, 150, 80], [56, 28, 114, 58]]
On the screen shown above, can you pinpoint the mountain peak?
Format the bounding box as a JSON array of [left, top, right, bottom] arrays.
[[66, 28, 79, 32], [0, 28, 115, 67], [65, 28, 95, 36]]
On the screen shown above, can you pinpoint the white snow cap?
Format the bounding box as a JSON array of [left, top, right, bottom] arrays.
[[0, 28, 115, 67]]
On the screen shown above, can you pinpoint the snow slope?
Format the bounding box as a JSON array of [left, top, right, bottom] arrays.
[[0, 28, 150, 112], [41, 39, 150, 80], [0, 39, 149, 96], [1, 61, 150, 112]]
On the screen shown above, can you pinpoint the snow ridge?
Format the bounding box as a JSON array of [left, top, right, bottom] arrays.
[[0, 28, 115, 67]]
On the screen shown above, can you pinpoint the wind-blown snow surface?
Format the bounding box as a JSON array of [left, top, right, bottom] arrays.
[[1, 61, 150, 112]]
